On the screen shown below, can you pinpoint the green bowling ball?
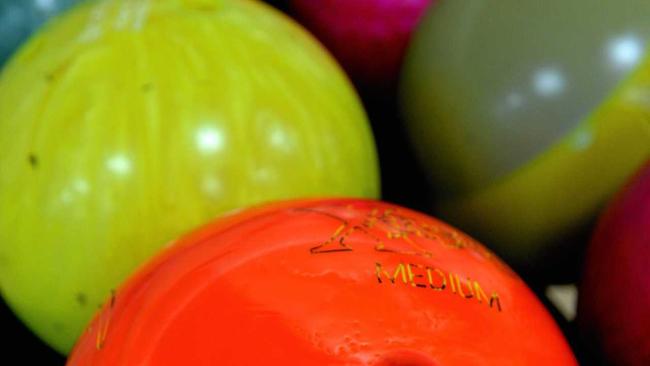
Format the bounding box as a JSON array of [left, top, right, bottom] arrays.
[[401, 0, 650, 279], [0, 0, 83, 66]]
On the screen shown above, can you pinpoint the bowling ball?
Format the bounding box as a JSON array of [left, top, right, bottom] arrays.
[[401, 0, 650, 279], [0, 0, 83, 67], [289, 0, 434, 93], [577, 160, 650, 366], [67, 199, 577, 365], [0, 0, 379, 353]]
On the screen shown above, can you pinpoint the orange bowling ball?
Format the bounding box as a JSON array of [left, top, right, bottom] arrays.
[[67, 199, 577, 365]]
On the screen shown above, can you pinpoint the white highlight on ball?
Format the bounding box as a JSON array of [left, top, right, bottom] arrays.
[[533, 67, 566, 97], [196, 125, 225, 154], [106, 154, 133, 175]]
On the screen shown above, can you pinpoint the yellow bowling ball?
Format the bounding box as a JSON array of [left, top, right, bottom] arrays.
[[0, 0, 379, 353]]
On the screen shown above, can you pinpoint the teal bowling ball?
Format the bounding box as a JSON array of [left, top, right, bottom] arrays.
[[0, 0, 82, 66]]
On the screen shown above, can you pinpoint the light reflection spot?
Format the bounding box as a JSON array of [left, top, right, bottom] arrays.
[[106, 154, 132, 175], [608, 35, 644, 69], [73, 179, 90, 194], [533, 67, 565, 97], [196, 126, 224, 154], [270, 128, 287, 147], [506, 92, 524, 109], [201, 178, 222, 197], [35, 0, 56, 11], [572, 129, 593, 151]]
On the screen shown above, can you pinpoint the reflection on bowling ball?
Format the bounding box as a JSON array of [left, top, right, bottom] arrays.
[[67, 199, 577, 365], [401, 0, 650, 279]]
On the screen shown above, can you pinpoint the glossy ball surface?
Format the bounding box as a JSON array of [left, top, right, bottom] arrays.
[[290, 0, 433, 92], [401, 0, 650, 276], [0, 0, 82, 66], [0, 0, 379, 353], [578, 161, 650, 366], [68, 199, 577, 365]]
